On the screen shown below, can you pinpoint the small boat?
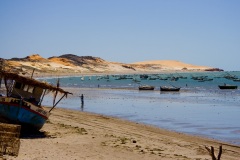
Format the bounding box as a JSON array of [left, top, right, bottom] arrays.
[[138, 85, 155, 90], [218, 84, 238, 89], [140, 75, 149, 80], [148, 77, 157, 80], [160, 86, 180, 91], [0, 70, 72, 131], [233, 78, 240, 82], [132, 78, 141, 83], [159, 77, 168, 80]]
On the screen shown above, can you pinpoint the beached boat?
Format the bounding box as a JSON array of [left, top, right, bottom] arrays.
[[160, 86, 180, 91], [138, 85, 155, 90], [0, 70, 72, 130], [218, 84, 238, 89]]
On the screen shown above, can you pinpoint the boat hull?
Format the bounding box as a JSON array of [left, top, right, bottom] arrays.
[[139, 86, 155, 90], [218, 85, 238, 89], [160, 86, 180, 91], [0, 97, 50, 130]]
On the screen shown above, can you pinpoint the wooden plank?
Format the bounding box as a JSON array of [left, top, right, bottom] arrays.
[[0, 123, 21, 157], [0, 123, 21, 133]]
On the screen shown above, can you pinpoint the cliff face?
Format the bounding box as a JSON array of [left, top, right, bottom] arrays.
[[3, 54, 216, 76]]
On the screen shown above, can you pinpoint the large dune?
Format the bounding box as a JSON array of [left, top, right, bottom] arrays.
[[3, 54, 221, 76], [133, 60, 210, 70]]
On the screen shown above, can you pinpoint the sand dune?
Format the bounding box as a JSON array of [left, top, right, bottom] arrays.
[[133, 60, 210, 70], [4, 54, 219, 77]]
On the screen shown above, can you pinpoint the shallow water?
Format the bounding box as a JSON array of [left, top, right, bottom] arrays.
[[42, 71, 240, 145]]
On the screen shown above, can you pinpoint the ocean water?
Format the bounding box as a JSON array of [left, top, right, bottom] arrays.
[[41, 71, 240, 145]]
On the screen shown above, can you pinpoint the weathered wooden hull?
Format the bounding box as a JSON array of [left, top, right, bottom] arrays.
[[0, 97, 50, 130]]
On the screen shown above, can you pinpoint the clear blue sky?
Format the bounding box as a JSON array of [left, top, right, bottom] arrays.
[[0, 0, 240, 71]]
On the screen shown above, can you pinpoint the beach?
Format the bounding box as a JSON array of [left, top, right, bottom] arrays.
[[1, 71, 240, 159], [44, 82, 240, 146], [11, 107, 240, 160], [1, 0, 240, 158]]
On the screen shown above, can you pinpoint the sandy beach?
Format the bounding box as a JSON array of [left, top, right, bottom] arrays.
[[8, 107, 239, 160], [1, 56, 239, 159], [1, 0, 239, 158]]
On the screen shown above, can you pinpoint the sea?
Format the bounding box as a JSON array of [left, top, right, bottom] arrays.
[[40, 71, 240, 146]]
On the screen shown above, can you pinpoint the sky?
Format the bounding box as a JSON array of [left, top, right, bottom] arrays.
[[0, 0, 240, 71]]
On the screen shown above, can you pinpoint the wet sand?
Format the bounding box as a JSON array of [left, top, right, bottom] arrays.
[[45, 87, 240, 146], [11, 107, 240, 160]]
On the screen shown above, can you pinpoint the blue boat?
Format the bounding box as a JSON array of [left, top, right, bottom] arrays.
[[0, 70, 71, 130]]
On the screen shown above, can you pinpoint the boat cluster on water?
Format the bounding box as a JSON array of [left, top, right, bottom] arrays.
[[191, 75, 213, 82], [223, 74, 240, 82], [80, 72, 240, 82], [78, 72, 240, 91], [138, 84, 180, 92]]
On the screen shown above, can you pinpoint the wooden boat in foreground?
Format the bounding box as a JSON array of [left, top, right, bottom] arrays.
[[0, 70, 72, 130], [138, 85, 155, 90], [160, 86, 180, 92], [218, 84, 238, 89]]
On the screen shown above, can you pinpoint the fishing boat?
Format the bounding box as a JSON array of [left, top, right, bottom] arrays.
[[138, 85, 155, 90], [132, 78, 141, 83], [233, 78, 240, 82], [0, 70, 72, 130], [140, 75, 148, 80], [160, 86, 181, 91], [218, 84, 238, 89]]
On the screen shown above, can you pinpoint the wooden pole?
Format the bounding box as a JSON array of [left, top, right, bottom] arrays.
[[30, 68, 35, 79], [39, 89, 47, 106], [49, 93, 67, 113], [217, 145, 222, 160], [205, 145, 222, 160]]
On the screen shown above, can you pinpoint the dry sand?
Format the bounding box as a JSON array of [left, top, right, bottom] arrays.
[[132, 60, 210, 70], [10, 108, 240, 160]]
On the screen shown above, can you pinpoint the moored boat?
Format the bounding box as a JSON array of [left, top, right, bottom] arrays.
[[138, 85, 155, 90], [0, 70, 72, 130], [160, 86, 180, 91], [218, 84, 238, 89]]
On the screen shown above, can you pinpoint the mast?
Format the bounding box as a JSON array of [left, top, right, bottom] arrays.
[[0, 59, 4, 88]]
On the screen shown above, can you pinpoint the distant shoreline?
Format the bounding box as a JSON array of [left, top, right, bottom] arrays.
[[34, 70, 222, 79], [4, 54, 223, 79]]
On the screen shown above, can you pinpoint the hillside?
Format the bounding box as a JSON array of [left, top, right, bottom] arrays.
[[2, 54, 221, 77]]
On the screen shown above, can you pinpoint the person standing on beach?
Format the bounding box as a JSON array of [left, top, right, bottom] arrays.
[[80, 94, 84, 111], [80, 94, 84, 104]]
